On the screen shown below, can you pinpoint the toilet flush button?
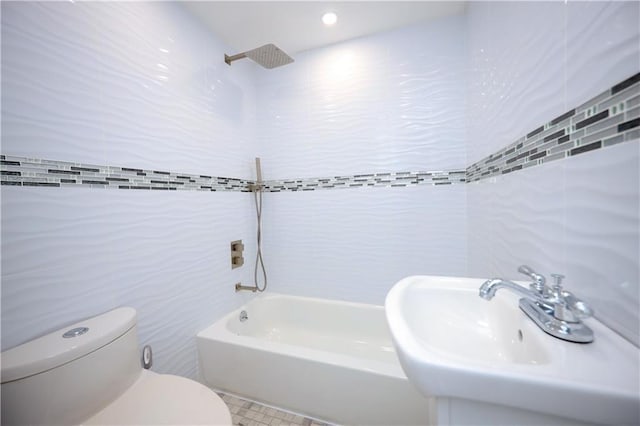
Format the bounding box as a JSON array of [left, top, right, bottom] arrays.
[[62, 327, 89, 338]]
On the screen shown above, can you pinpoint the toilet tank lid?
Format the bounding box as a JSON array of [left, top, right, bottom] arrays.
[[1, 307, 137, 383]]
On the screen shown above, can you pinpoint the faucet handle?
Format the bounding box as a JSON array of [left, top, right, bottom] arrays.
[[518, 265, 546, 293], [563, 291, 594, 319], [518, 264, 536, 276], [550, 273, 565, 299], [550, 273, 565, 289]]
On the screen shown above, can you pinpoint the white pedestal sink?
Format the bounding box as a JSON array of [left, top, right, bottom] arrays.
[[385, 276, 640, 425]]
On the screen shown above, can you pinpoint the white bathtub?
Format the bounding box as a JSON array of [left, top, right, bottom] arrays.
[[197, 293, 431, 425]]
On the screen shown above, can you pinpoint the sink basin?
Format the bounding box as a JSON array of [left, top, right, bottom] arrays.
[[403, 286, 551, 366], [386, 276, 640, 425]]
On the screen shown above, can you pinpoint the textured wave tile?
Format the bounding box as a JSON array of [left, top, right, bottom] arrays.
[[94, 3, 258, 176], [256, 17, 467, 180], [0, 186, 259, 379], [262, 184, 468, 305], [1, 2, 107, 164], [565, 2, 640, 111], [1, 2, 258, 178], [465, 1, 639, 347], [468, 142, 639, 346], [1, 1, 261, 380], [466, 1, 565, 164], [561, 142, 639, 346], [466, 1, 639, 164]]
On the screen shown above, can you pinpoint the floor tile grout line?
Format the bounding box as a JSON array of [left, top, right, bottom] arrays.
[[214, 390, 337, 426]]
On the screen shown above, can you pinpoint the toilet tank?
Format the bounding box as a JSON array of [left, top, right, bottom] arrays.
[[1, 308, 142, 425]]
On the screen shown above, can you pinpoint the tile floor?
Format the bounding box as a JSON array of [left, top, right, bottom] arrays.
[[217, 392, 334, 426]]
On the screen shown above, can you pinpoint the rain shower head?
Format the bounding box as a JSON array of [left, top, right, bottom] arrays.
[[224, 44, 294, 69]]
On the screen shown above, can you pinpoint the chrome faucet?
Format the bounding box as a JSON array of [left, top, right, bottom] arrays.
[[479, 278, 544, 302], [479, 265, 594, 343]]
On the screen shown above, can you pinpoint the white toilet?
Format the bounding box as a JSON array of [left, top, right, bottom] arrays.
[[0, 307, 232, 425]]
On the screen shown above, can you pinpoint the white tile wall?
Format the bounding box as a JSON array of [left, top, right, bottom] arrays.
[[1, 2, 259, 177], [256, 18, 469, 301], [466, 1, 565, 165], [0, 2, 261, 378], [468, 142, 639, 345], [466, 1, 640, 164], [466, 1, 640, 346], [1, 188, 259, 377], [261, 184, 467, 305], [256, 17, 467, 179]]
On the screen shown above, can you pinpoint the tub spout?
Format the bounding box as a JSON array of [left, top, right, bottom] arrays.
[[235, 283, 257, 292]]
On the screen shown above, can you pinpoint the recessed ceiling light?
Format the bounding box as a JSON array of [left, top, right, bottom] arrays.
[[322, 12, 337, 26]]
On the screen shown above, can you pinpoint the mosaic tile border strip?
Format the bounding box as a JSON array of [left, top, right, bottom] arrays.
[[217, 391, 335, 426], [0, 155, 466, 192], [0, 155, 254, 192], [467, 72, 640, 182], [262, 170, 466, 192]]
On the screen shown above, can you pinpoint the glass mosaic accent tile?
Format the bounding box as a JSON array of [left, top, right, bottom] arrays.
[[0, 156, 253, 192], [0, 155, 466, 192], [262, 170, 467, 192], [467, 72, 640, 182]]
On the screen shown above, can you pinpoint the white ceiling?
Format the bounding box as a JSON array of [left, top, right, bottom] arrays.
[[182, 2, 466, 56]]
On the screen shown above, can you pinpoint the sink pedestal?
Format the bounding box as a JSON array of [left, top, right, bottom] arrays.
[[430, 397, 596, 426]]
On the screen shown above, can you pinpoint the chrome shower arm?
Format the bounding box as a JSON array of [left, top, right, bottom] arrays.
[[224, 52, 247, 66]]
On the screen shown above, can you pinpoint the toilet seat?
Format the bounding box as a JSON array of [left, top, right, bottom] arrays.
[[83, 370, 231, 425]]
